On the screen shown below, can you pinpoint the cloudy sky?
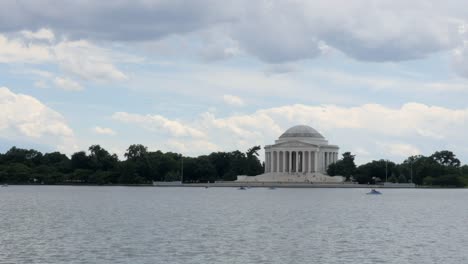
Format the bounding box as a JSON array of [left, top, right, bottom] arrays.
[[2, 0, 468, 164]]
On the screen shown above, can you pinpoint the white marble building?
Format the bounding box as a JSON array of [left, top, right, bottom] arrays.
[[237, 125, 344, 183]]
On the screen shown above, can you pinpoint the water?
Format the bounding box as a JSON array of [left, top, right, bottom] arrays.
[[1, 186, 468, 264]]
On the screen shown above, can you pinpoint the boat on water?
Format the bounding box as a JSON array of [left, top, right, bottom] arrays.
[[238, 186, 247, 190], [1, 184, 8, 187], [268, 187, 276, 190], [366, 189, 382, 195]]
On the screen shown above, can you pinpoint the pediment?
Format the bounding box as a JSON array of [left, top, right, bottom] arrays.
[[271, 140, 319, 148]]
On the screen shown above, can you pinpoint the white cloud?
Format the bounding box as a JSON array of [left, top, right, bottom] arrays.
[[0, 35, 51, 63], [264, 63, 299, 76], [165, 139, 219, 154], [0, 1, 466, 68], [54, 40, 128, 82], [34, 80, 49, 89], [378, 142, 421, 158], [0, 30, 129, 83], [21, 28, 55, 42], [222, 94, 245, 107], [0, 86, 77, 153], [53, 77, 83, 91], [112, 112, 206, 138], [93, 126, 116, 136], [112, 102, 468, 162]]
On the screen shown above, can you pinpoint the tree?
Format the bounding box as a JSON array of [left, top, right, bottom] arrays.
[[245, 146, 263, 176], [71, 151, 92, 170], [88, 145, 118, 171], [124, 144, 148, 160], [2, 147, 43, 166], [246, 146, 261, 158], [430, 150, 461, 167], [42, 152, 71, 173], [355, 159, 396, 184], [327, 152, 357, 180]]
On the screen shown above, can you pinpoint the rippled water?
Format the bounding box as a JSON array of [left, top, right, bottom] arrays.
[[1, 186, 468, 264]]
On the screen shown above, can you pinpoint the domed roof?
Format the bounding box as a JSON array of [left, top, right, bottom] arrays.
[[279, 125, 324, 139]]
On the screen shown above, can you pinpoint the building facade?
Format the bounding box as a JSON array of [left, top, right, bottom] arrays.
[[237, 125, 344, 183]]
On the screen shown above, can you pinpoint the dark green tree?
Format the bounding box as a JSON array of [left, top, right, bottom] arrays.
[[327, 152, 357, 180], [430, 150, 461, 167], [124, 144, 148, 160]]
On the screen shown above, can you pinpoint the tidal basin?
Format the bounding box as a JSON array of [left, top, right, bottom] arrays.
[[1, 186, 468, 264]]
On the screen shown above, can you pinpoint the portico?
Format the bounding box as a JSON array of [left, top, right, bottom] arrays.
[[237, 125, 343, 183]]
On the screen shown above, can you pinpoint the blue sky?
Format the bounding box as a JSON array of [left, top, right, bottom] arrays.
[[2, 0, 468, 164]]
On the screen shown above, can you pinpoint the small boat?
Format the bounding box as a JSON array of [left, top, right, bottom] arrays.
[[238, 186, 247, 190], [1, 184, 8, 187], [268, 187, 276, 190], [366, 189, 382, 195]]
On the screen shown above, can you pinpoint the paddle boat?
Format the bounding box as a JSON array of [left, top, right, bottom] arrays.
[[366, 189, 382, 195]]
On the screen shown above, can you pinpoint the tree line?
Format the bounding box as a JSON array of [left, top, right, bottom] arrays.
[[0, 145, 263, 185], [328, 150, 468, 187], [2, 144, 468, 187]]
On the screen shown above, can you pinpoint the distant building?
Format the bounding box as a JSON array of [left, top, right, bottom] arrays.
[[237, 125, 344, 183]]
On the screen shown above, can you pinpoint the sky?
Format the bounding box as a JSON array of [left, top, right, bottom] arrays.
[[2, 0, 468, 164]]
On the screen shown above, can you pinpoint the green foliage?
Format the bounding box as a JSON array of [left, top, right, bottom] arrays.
[[2, 144, 467, 187], [327, 152, 357, 180], [355, 159, 396, 184], [424, 174, 463, 187], [430, 150, 460, 167]]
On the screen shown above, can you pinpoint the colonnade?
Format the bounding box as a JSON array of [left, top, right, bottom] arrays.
[[264, 150, 338, 174]]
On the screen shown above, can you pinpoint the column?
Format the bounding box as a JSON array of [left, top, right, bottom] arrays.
[[301, 151, 304, 172], [308, 151, 312, 173], [313, 151, 316, 172], [295, 151, 299, 173], [301, 151, 305, 173], [268, 152, 271, 173], [270, 151, 274, 173], [324, 152, 327, 169], [273, 151, 276, 172], [274, 151, 278, 172], [282, 151, 286, 173], [278, 151, 282, 172], [322, 152, 325, 172], [288, 151, 292, 173], [265, 152, 271, 172], [265, 152, 269, 173]]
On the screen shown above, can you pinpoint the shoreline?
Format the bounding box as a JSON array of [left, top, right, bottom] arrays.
[[153, 182, 415, 188], [2, 183, 464, 188]]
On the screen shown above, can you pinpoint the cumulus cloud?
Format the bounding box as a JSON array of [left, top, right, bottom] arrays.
[[93, 126, 117, 136], [0, 1, 463, 64], [54, 40, 128, 82], [222, 94, 245, 107], [21, 28, 55, 42], [112, 112, 206, 138], [264, 63, 299, 76], [0, 86, 77, 153], [112, 102, 468, 162], [53, 77, 83, 91], [378, 142, 421, 158], [0, 34, 51, 63], [0, 29, 128, 84]]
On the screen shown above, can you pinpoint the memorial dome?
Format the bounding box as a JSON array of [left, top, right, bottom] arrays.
[[279, 125, 324, 139]]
